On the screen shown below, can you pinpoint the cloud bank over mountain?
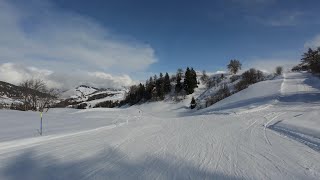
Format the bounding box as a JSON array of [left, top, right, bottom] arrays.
[[0, 0, 156, 88]]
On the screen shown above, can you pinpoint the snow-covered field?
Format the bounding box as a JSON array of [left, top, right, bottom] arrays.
[[0, 72, 320, 179]]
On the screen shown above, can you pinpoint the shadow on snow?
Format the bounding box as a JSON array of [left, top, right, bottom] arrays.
[[1, 147, 241, 180]]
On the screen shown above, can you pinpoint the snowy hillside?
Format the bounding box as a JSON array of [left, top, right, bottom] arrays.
[[0, 81, 24, 107], [59, 85, 127, 108], [0, 72, 320, 179], [61, 85, 99, 99], [0, 96, 22, 107], [198, 76, 281, 114], [133, 71, 272, 117]]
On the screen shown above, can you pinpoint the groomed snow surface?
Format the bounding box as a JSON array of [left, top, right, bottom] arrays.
[[1, 72, 320, 179]]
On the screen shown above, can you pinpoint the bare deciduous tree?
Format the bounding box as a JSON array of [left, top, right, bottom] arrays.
[[200, 70, 209, 84], [19, 79, 58, 111]]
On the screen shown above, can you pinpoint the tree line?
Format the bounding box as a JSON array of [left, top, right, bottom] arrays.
[[121, 59, 274, 109], [121, 67, 198, 106], [292, 47, 320, 73]]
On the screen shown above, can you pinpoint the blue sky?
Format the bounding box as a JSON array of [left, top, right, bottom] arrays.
[[52, 0, 320, 71], [0, 0, 320, 88]]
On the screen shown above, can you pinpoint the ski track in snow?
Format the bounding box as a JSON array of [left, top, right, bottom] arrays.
[[0, 72, 320, 179]]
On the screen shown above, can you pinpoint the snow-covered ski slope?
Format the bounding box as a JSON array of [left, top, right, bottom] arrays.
[[0, 72, 320, 180]]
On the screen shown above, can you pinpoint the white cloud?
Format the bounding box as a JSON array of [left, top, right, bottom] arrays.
[[87, 72, 135, 88], [0, 63, 136, 89], [0, 0, 157, 75], [304, 34, 320, 49], [0, 63, 58, 87]]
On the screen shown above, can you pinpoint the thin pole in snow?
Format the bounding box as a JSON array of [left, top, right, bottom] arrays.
[[40, 112, 43, 136]]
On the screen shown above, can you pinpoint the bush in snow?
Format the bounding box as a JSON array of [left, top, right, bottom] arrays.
[[206, 75, 224, 88], [205, 84, 231, 107], [234, 80, 248, 92], [0, 104, 6, 109], [200, 70, 209, 84], [76, 103, 87, 109], [235, 68, 265, 92], [275, 66, 283, 76], [230, 75, 240, 83], [87, 93, 114, 101], [9, 103, 25, 111], [94, 100, 119, 108]]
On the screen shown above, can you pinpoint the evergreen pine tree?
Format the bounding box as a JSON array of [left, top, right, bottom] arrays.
[[177, 68, 184, 78], [153, 75, 158, 82], [190, 68, 198, 89], [184, 67, 198, 94], [137, 83, 145, 102], [301, 48, 320, 73], [159, 72, 163, 80], [175, 69, 183, 93], [156, 73, 165, 100], [164, 72, 171, 94], [183, 67, 191, 94], [127, 85, 138, 105], [144, 77, 154, 100]]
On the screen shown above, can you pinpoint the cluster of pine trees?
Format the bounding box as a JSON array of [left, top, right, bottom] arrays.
[[121, 67, 198, 106], [121, 72, 171, 105], [292, 47, 320, 73], [182, 67, 198, 94]]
